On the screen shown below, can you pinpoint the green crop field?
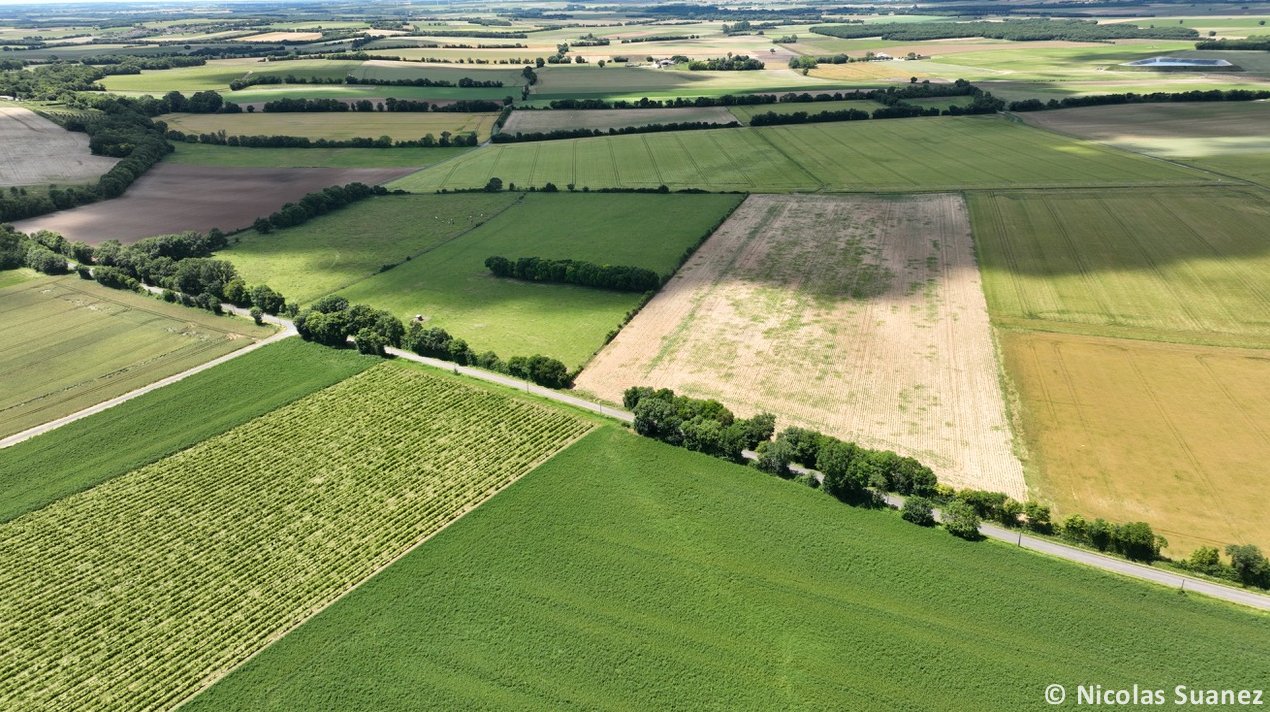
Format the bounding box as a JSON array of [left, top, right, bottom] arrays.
[[0, 364, 592, 712], [970, 187, 1270, 348], [0, 276, 274, 439], [392, 115, 1212, 193], [329, 192, 744, 367], [163, 142, 473, 168], [183, 426, 1270, 711], [350, 61, 526, 86], [163, 111, 498, 142], [224, 83, 514, 102], [1185, 153, 1270, 187], [101, 59, 363, 93], [1019, 102, 1270, 159], [0, 339, 373, 523], [222, 192, 520, 303]]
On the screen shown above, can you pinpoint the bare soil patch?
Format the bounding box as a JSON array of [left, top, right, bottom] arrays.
[[502, 107, 737, 134], [12, 163, 412, 244], [0, 106, 119, 187], [577, 193, 1025, 496]]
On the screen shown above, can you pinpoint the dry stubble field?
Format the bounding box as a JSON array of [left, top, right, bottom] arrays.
[[0, 106, 119, 186], [577, 194, 1025, 495]]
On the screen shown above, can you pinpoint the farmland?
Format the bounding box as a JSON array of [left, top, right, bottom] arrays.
[[0, 106, 119, 186], [162, 111, 499, 142], [163, 142, 472, 169], [391, 116, 1212, 193], [969, 188, 1270, 348], [222, 192, 520, 303], [0, 339, 374, 523], [0, 275, 273, 439], [1019, 102, 1270, 159], [726, 98, 884, 124], [999, 331, 1270, 556], [101, 59, 364, 93], [225, 83, 513, 103], [576, 194, 1024, 495], [183, 426, 1270, 711], [12, 163, 414, 243], [330, 192, 744, 367], [501, 106, 736, 134], [0, 364, 592, 712]]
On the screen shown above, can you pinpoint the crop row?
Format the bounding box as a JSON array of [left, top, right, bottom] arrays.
[[0, 364, 591, 712]]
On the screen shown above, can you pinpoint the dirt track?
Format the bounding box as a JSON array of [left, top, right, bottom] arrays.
[[576, 193, 1027, 496], [0, 106, 119, 187], [12, 163, 414, 243]]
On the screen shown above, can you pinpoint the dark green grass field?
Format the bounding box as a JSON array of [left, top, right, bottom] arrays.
[[164, 142, 473, 169], [184, 426, 1270, 711], [0, 339, 373, 523], [330, 192, 744, 366]]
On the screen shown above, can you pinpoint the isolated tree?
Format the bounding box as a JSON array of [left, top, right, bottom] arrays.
[[484, 176, 504, 192], [901, 496, 936, 526], [1226, 544, 1270, 588], [249, 306, 264, 325], [941, 500, 981, 540]]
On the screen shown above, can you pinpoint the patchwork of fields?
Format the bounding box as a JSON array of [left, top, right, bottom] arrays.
[[578, 194, 1025, 494], [182, 427, 1270, 711], [0, 364, 592, 712], [502, 106, 737, 134], [392, 116, 1213, 193], [0, 276, 273, 439]]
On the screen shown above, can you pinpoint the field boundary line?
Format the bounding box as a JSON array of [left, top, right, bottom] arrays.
[[170, 421, 599, 712], [0, 319, 294, 450]]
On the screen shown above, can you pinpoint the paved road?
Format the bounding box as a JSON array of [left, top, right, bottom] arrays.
[[14, 302, 1270, 612]]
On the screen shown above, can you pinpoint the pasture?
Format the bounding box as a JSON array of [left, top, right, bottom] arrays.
[[1000, 331, 1270, 556], [0, 364, 592, 712], [0, 339, 373, 522], [0, 106, 119, 186], [162, 111, 498, 142], [331, 192, 743, 367], [1019, 102, 1270, 159], [969, 188, 1270, 348], [0, 276, 274, 439], [391, 115, 1213, 193], [163, 142, 473, 168], [501, 106, 736, 134], [576, 194, 1025, 495], [223, 192, 520, 303], [12, 163, 413, 243], [183, 426, 1270, 711]]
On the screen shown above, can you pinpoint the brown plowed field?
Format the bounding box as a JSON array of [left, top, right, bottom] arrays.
[[0, 106, 119, 187], [12, 163, 413, 244], [576, 193, 1026, 496]]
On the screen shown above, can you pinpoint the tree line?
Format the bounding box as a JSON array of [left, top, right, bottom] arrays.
[[688, 55, 764, 71], [1006, 88, 1270, 112], [621, 387, 1270, 585], [811, 18, 1198, 42], [541, 81, 983, 112], [166, 129, 480, 149], [490, 119, 739, 143], [257, 96, 503, 113], [250, 182, 388, 234], [227, 73, 504, 91], [485, 256, 662, 292], [1194, 38, 1270, 50]]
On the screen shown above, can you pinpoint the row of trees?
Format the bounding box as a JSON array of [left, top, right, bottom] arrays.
[[810, 18, 1198, 42], [485, 255, 662, 292], [169, 130, 478, 149], [621, 387, 1270, 583], [258, 96, 504, 113], [227, 72, 504, 91], [541, 81, 984, 112], [1006, 88, 1270, 112], [490, 119, 739, 143], [624, 387, 777, 463], [1194, 38, 1270, 50], [251, 182, 388, 233], [688, 55, 764, 71]]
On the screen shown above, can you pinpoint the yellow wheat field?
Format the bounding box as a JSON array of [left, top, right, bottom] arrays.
[[577, 193, 1026, 496]]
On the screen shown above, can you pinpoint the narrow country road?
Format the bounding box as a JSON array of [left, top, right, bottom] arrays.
[[11, 304, 1270, 612]]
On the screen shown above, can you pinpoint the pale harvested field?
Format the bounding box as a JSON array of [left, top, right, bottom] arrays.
[[577, 194, 1025, 496], [501, 106, 737, 134], [0, 106, 119, 186]]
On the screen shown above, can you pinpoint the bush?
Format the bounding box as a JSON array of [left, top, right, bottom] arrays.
[[901, 496, 936, 526], [941, 500, 982, 540]]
